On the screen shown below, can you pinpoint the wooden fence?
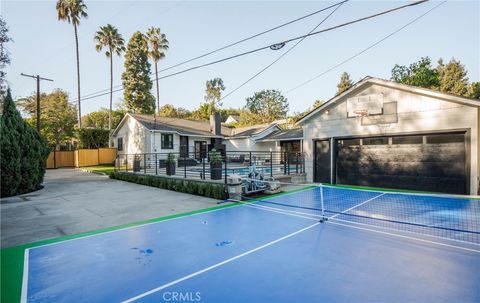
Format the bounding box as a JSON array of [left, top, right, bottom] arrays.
[[46, 148, 117, 169]]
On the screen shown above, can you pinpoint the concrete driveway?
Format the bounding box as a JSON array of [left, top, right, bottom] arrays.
[[1, 169, 220, 248]]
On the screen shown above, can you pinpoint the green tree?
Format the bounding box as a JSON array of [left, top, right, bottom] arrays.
[[438, 58, 469, 96], [81, 108, 126, 129], [76, 128, 110, 148], [204, 78, 225, 114], [0, 16, 12, 96], [122, 31, 155, 114], [336, 72, 353, 95], [391, 56, 439, 89], [146, 27, 169, 112], [94, 24, 125, 137], [467, 82, 480, 99], [17, 90, 77, 148], [1, 90, 50, 197], [56, 0, 88, 128], [244, 89, 289, 124], [158, 104, 191, 118]]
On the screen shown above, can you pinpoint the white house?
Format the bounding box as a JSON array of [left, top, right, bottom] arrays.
[[112, 113, 303, 161], [297, 76, 480, 195]]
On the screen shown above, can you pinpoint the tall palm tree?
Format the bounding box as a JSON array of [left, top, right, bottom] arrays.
[[56, 0, 88, 128], [145, 27, 169, 112], [94, 24, 125, 143]]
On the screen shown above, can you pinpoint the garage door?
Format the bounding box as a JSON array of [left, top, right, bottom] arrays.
[[335, 132, 467, 194]]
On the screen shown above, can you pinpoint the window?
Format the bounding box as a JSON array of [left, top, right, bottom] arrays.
[[340, 138, 360, 147], [392, 136, 423, 145], [362, 137, 388, 145], [117, 137, 123, 151], [161, 133, 174, 149], [426, 133, 464, 144]]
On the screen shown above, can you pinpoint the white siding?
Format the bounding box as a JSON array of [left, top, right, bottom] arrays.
[[301, 83, 479, 195], [114, 116, 147, 155]]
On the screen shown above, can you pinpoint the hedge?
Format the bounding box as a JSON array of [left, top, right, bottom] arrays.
[[110, 172, 227, 200]]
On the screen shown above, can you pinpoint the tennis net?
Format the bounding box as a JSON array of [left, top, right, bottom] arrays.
[[234, 180, 480, 245]]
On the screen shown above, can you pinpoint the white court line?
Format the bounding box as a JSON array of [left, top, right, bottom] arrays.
[[121, 222, 320, 303], [330, 193, 385, 219], [20, 249, 29, 303], [242, 203, 318, 221], [327, 220, 480, 253], [245, 200, 480, 252]]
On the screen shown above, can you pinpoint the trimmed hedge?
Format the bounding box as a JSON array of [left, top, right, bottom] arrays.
[[110, 172, 227, 200]]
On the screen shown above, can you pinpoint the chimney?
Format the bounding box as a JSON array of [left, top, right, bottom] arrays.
[[210, 113, 221, 136]]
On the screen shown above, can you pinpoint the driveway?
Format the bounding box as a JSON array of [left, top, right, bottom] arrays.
[[1, 169, 220, 248]]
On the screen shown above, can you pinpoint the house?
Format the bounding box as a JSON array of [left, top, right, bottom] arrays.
[[112, 113, 303, 161], [296, 76, 480, 195]]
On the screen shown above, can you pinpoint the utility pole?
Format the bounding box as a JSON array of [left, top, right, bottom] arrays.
[[20, 73, 53, 132]]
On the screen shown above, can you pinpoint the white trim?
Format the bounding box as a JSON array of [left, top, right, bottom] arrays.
[[20, 249, 29, 303], [121, 222, 320, 303]]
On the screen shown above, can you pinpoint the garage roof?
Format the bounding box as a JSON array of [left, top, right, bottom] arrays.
[[296, 77, 480, 125]]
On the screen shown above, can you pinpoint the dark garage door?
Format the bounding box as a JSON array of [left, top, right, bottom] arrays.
[[335, 133, 467, 194]]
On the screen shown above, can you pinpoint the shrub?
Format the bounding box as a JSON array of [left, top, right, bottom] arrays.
[[76, 128, 110, 149], [0, 90, 50, 197], [110, 172, 227, 200]]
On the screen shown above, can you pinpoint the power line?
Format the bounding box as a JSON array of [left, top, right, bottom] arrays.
[[218, 0, 348, 103], [80, 1, 349, 99], [70, 0, 429, 104], [285, 0, 446, 94], [20, 73, 54, 132]]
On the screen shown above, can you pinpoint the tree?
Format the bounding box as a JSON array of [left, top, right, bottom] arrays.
[[391, 57, 439, 89], [336, 72, 353, 95], [94, 24, 125, 139], [158, 104, 191, 119], [17, 90, 77, 148], [145, 27, 169, 112], [467, 82, 480, 99], [76, 128, 110, 148], [122, 31, 155, 114], [1, 90, 50, 197], [244, 89, 289, 124], [81, 108, 126, 129], [204, 78, 225, 114], [0, 16, 12, 96], [438, 58, 469, 96], [56, 0, 88, 128]]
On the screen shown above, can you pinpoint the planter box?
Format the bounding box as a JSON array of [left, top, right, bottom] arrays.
[[166, 162, 176, 176], [210, 162, 222, 180]]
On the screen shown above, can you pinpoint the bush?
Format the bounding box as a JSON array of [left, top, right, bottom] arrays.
[[76, 128, 110, 149], [1, 90, 50, 197], [110, 172, 227, 200]]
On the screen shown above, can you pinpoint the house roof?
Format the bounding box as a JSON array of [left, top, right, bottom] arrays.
[[113, 114, 233, 138], [227, 123, 279, 138], [296, 76, 480, 125], [256, 128, 304, 142]]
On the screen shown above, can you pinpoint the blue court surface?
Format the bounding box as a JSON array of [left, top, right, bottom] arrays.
[[21, 186, 480, 302]]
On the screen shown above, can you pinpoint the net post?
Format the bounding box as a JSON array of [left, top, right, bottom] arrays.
[[319, 183, 327, 223]]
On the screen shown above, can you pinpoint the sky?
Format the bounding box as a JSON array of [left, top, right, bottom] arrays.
[[2, 0, 479, 116]]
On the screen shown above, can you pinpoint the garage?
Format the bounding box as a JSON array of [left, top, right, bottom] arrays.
[[334, 132, 468, 194]]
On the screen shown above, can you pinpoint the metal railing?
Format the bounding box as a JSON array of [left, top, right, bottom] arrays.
[[115, 151, 305, 184]]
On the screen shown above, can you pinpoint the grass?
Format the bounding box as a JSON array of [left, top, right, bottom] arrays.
[[81, 164, 115, 175]]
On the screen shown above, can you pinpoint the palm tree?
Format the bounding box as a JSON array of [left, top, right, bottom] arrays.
[[56, 0, 88, 128], [145, 27, 169, 112], [94, 24, 125, 143]]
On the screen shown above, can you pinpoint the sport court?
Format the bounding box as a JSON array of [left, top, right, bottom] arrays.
[[20, 185, 480, 302]]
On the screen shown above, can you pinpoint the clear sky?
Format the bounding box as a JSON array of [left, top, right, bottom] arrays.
[[2, 0, 479, 115]]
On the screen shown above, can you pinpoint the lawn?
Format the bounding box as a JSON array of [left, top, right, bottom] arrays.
[[82, 164, 115, 175]]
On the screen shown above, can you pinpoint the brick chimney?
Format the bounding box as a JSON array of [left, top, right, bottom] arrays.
[[210, 113, 221, 136]]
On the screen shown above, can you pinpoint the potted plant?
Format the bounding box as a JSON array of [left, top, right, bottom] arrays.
[[166, 153, 176, 176], [209, 149, 223, 180]]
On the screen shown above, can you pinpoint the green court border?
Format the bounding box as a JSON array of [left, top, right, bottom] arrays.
[[0, 185, 314, 303]]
